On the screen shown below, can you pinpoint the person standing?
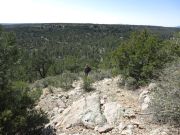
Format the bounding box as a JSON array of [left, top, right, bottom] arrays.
[[84, 64, 91, 76]]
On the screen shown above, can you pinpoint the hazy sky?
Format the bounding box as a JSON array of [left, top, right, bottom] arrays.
[[0, 0, 179, 27]]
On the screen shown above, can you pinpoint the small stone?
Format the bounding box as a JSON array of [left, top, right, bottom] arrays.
[[123, 109, 136, 118], [141, 103, 149, 111], [42, 88, 50, 96], [62, 96, 67, 101], [138, 125, 145, 129], [58, 108, 64, 113], [127, 124, 134, 129], [65, 95, 69, 99], [103, 95, 108, 99], [35, 105, 40, 110], [144, 96, 150, 103], [97, 124, 113, 133], [65, 124, 72, 129], [58, 94, 64, 98], [51, 116, 55, 120], [100, 99, 105, 105], [116, 90, 121, 93], [53, 107, 59, 112], [130, 119, 143, 129], [50, 112, 55, 118], [57, 94, 61, 97], [58, 133, 66, 135]]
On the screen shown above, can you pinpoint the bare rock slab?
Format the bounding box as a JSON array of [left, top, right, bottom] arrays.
[[58, 93, 107, 129]]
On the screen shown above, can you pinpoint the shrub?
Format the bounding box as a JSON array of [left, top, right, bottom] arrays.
[[0, 81, 49, 135], [31, 71, 78, 91], [150, 58, 180, 125], [124, 77, 137, 90], [28, 88, 42, 101], [88, 69, 112, 81], [11, 81, 29, 92], [83, 77, 93, 92], [112, 30, 175, 85], [117, 75, 125, 88]]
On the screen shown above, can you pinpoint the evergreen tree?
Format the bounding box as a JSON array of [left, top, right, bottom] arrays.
[[0, 28, 48, 135], [112, 30, 172, 85]]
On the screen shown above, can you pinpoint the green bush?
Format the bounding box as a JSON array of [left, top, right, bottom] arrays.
[[88, 69, 112, 81], [28, 88, 42, 101], [150, 58, 180, 125], [117, 75, 125, 88], [112, 30, 176, 85], [11, 81, 29, 91], [0, 29, 48, 134], [83, 77, 93, 92], [124, 77, 137, 90], [31, 71, 78, 91], [0, 81, 49, 135]]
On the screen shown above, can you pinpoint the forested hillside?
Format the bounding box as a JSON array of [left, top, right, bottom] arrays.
[[3, 23, 180, 82]]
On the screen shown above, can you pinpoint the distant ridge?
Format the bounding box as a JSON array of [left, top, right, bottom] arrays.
[[0, 23, 178, 28]]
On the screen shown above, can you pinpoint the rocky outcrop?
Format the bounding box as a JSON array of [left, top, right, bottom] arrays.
[[37, 77, 177, 135], [57, 93, 106, 129], [38, 87, 67, 119]]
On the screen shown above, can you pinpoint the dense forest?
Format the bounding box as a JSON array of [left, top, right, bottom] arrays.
[[0, 23, 180, 134]]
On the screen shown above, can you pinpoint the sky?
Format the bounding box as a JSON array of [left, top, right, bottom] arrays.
[[0, 0, 179, 27]]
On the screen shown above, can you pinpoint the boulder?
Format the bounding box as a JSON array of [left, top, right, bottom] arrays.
[[103, 102, 125, 125]]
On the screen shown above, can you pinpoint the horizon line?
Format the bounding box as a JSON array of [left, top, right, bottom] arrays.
[[0, 22, 178, 28]]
